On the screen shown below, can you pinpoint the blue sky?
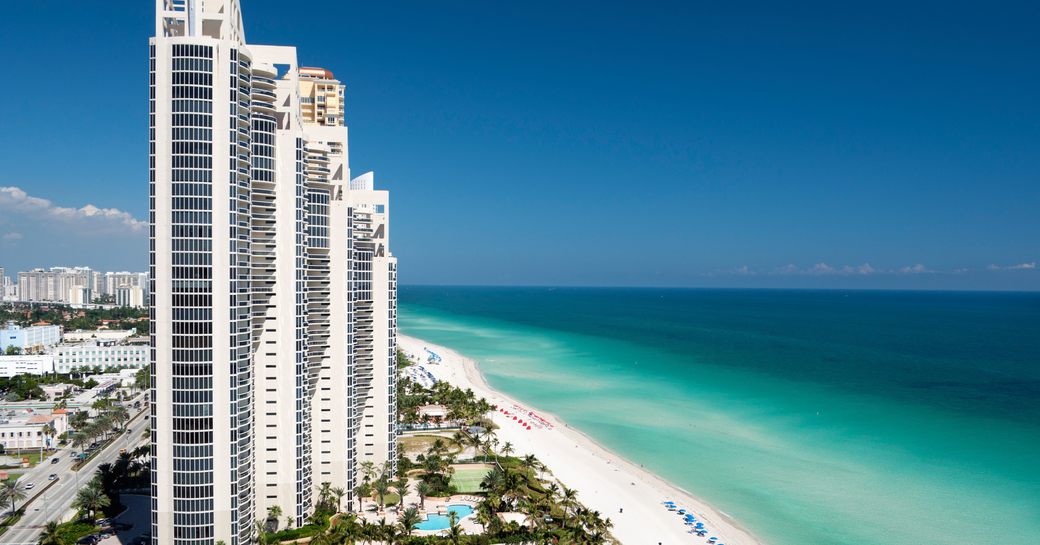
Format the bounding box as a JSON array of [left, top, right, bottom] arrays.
[[1, 1, 1038, 289]]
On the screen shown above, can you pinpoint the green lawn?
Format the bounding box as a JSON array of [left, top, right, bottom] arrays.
[[449, 464, 492, 494]]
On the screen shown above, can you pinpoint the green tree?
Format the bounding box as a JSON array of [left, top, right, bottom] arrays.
[[393, 476, 409, 510], [398, 507, 421, 536], [445, 511, 464, 545], [0, 480, 27, 514], [266, 505, 282, 532], [72, 482, 111, 520], [353, 482, 370, 513], [373, 478, 390, 511], [330, 486, 346, 513], [38, 520, 66, 545], [134, 368, 149, 393], [416, 481, 431, 510]]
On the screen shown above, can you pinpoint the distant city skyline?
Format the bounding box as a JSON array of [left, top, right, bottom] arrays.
[[2, 1, 1038, 290]]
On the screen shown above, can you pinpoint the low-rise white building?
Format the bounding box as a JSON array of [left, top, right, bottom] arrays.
[[0, 411, 68, 450], [0, 324, 62, 352], [54, 341, 148, 373], [63, 329, 138, 343], [0, 355, 55, 378]]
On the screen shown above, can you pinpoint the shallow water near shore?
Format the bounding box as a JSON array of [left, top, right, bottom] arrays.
[[399, 286, 1040, 545]]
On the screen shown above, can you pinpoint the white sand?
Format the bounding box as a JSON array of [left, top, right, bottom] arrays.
[[399, 335, 764, 545]]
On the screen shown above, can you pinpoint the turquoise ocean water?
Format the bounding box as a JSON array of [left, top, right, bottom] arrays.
[[399, 287, 1040, 545]]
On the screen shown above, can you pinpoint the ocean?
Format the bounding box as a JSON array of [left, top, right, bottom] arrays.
[[398, 286, 1040, 545]]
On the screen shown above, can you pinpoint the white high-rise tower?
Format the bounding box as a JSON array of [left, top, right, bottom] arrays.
[[150, 3, 397, 545]]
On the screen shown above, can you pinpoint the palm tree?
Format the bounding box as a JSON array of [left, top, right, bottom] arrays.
[[397, 506, 421, 536], [39, 422, 57, 459], [415, 481, 431, 510], [330, 486, 346, 513], [353, 483, 370, 513], [0, 480, 27, 515], [393, 477, 409, 510], [110, 406, 130, 431], [253, 521, 267, 545], [521, 454, 539, 472], [266, 505, 282, 532], [359, 461, 376, 484], [561, 486, 578, 528], [72, 482, 110, 520], [317, 481, 333, 512], [38, 520, 65, 545], [445, 511, 464, 545], [372, 478, 390, 513], [500, 441, 514, 458]]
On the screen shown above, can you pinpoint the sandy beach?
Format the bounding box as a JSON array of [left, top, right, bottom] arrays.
[[399, 334, 764, 545]]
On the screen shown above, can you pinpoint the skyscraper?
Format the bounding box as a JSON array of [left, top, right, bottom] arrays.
[[150, 2, 397, 545]]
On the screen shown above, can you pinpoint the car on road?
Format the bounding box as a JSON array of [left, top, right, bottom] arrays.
[[24, 482, 35, 490], [52, 456, 60, 464], [48, 473, 58, 480]]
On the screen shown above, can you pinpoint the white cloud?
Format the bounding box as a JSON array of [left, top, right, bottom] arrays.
[[809, 262, 835, 274], [0, 186, 145, 235], [899, 264, 931, 274], [988, 262, 1037, 271], [735, 265, 753, 275], [1, 232, 23, 241], [775, 264, 799, 274]]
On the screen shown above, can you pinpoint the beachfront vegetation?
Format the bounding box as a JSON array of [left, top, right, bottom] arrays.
[[398, 379, 495, 428]]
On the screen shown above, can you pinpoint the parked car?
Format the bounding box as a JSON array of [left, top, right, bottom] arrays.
[[76, 536, 98, 545]]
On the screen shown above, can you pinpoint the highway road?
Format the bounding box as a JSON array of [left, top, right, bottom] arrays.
[[0, 399, 149, 545]]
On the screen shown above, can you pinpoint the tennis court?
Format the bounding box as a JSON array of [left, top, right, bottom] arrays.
[[449, 463, 492, 493]]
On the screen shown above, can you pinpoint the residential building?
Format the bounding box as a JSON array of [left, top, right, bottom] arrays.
[[54, 341, 149, 373], [345, 172, 398, 473], [103, 271, 150, 296], [298, 67, 344, 126], [0, 271, 15, 302], [0, 355, 54, 378], [116, 285, 146, 307], [149, 3, 397, 545], [0, 324, 62, 352], [68, 286, 93, 306], [17, 267, 94, 303], [0, 411, 68, 450]]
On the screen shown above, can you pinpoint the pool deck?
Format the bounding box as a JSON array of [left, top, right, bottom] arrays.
[[414, 495, 482, 535], [357, 492, 484, 535]]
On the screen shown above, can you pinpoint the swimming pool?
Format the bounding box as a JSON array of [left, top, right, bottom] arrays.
[[414, 504, 474, 531]]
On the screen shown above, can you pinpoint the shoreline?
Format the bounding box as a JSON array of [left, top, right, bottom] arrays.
[[399, 334, 764, 545]]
